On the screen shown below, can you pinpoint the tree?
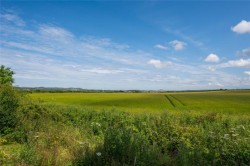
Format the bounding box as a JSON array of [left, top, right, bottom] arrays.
[[0, 65, 15, 85], [0, 65, 18, 135], [0, 85, 19, 134]]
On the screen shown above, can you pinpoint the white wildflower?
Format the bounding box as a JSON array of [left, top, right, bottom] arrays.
[[96, 152, 102, 156], [96, 122, 101, 127], [237, 125, 245, 130], [223, 134, 230, 139], [78, 141, 84, 145], [90, 122, 101, 127]]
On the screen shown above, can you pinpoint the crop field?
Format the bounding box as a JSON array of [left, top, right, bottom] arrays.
[[30, 90, 250, 115], [1, 88, 250, 165]]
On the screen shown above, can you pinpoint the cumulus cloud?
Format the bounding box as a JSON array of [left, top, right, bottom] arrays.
[[169, 40, 186, 51], [147, 59, 172, 68], [231, 20, 250, 34], [147, 59, 163, 68], [154, 44, 168, 50], [219, 59, 250, 68], [237, 48, 250, 56], [245, 71, 250, 75], [204, 54, 220, 63], [207, 59, 250, 71]]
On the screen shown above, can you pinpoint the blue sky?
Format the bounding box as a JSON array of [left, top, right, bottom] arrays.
[[0, 1, 250, 90]]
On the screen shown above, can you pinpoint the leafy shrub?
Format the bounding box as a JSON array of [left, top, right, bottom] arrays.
[[0, 85, 19, 135]]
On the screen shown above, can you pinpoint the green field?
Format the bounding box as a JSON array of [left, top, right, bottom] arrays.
[[30, 90, 250, 115], [2, 88, 250, 165]]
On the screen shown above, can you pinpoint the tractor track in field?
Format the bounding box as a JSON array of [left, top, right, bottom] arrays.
[[169, 95, 186, 106], [165, 95, 176, 107]]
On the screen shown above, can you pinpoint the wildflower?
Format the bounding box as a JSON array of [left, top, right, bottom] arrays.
[[90, 122, 101, 127], [96, 152, 102, 156], [237, 125, 245, 130], [78, 141, 84, 145], [223, 134, 230, 139]]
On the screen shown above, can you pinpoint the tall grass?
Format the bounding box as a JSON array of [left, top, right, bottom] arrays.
[[2, 103, 249, 165]]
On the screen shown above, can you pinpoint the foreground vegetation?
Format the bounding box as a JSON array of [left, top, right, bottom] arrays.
[[1, 88, 250, 165]]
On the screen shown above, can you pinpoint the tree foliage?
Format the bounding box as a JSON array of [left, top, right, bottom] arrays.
[[0, 65, 15, 85], [0, 85, 19, 134], [0, 65, 18, 135]]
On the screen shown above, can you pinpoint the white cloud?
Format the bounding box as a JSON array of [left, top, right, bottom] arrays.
[[244, 71, 250, 75], [207, 66, 216, 71], [0, 13, 25, 26], [231, 20, 250, 34], [237, 48, 250, 56], [219, 59, 250, 68], [80, 68, 124, 74], [147, 59, 163, 68], [169, 40, 186, 51], [142, 75, 181, 83], [205, 58, 250, 71], [208, 82, 224, 87], [147, 59, 172, 68], [81, 37, 129, 50], [39, 25, 74, 40], [164, 27, 203, 47], [154, 44, 168, 50], [204, 53, 220, 63], [0, 20, 145, 65], [0, 40, 60, 56]]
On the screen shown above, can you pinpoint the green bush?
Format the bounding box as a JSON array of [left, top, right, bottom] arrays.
[[0, 85, 19, 135]]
